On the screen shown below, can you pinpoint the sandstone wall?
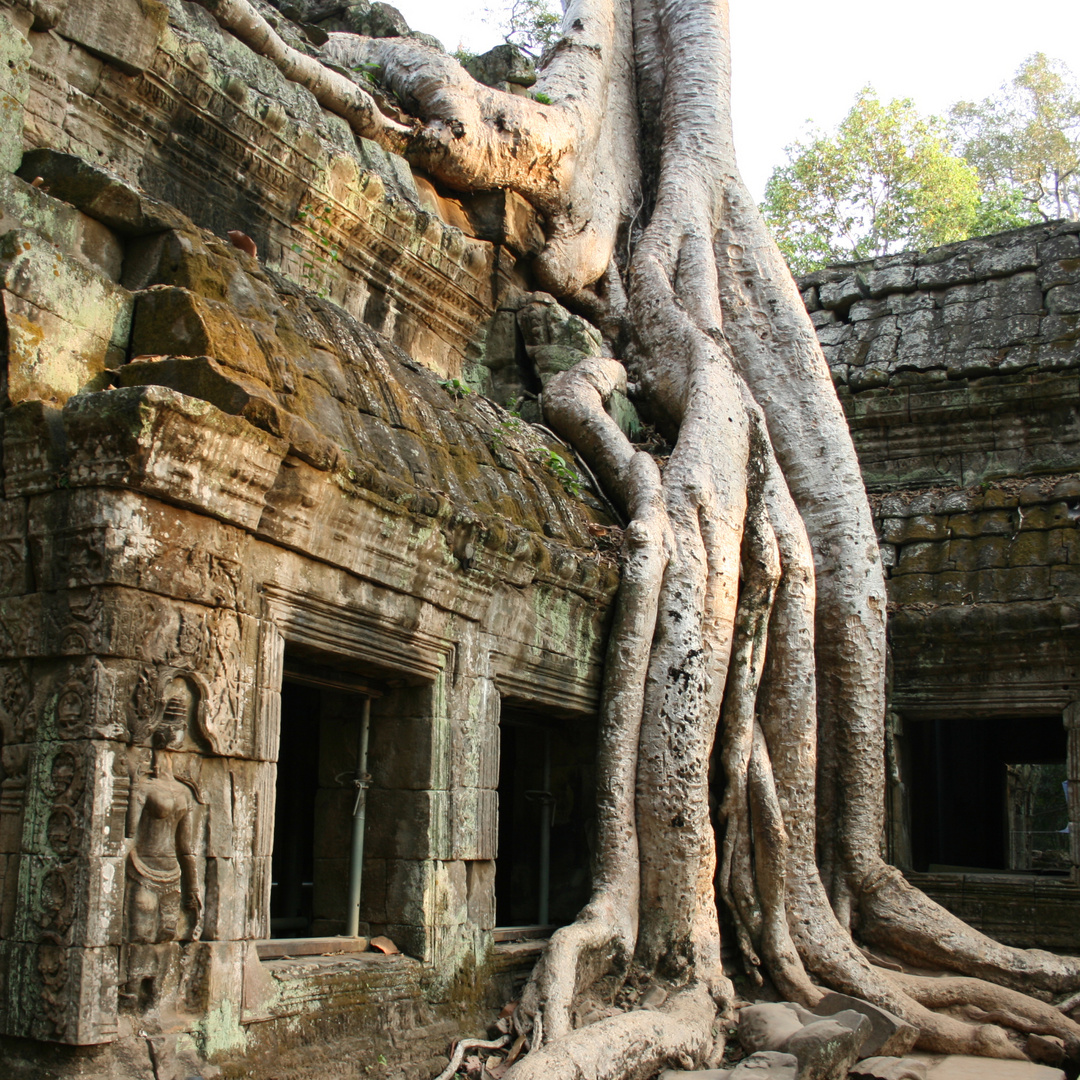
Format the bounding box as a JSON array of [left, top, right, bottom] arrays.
[[800, 226, 1080, 949], [0, 3, 618, 1075], [5, 0, 547, 384]]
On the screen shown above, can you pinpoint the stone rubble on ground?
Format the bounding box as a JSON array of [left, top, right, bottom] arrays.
[[850, 1057, 928, 1079], [728, 1051, 798, 1077]]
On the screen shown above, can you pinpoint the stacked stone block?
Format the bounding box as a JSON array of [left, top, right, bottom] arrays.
[[0, 39, 617, 1071], [802, 223, 1080, 492], [800, 225, 1080, 944]]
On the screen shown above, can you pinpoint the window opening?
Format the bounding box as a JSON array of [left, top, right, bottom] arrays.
[[907, 715, 1068, 875], [1006, 763, 1069, 873], [270, 660, 380, 942], [495, 706, 595, 929]]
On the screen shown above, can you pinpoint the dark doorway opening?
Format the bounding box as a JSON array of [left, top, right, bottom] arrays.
[[270, 658, 379, 938], [907, 715, 1069, 875], [270, 679, 320, 936], [495, 705, 596, 929]]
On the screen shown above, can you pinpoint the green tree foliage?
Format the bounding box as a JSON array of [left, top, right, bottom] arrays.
[[951, 53, 1080, 224], [484, 0, 560, 58], [762, 89, 987, 274]]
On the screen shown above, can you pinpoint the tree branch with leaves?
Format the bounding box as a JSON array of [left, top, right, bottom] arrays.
[[951, 52, 1080, 225]]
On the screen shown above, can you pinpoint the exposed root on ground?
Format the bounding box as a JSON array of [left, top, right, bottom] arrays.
[[434, 1037, 511, 1080]]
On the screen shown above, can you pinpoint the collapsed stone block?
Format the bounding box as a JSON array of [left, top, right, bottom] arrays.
[[784, 1016, 867, 1080], [737, 1001, 815, 1054], [1, 229, 132, 406], [17, 150, 188, 238], [130, 288, 275, 386], [812, 991, 919, 1058]]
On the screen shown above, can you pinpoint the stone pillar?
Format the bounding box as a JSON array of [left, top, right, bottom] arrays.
[[1065, 702, 1080, 885], [884, 711, 912, 871]]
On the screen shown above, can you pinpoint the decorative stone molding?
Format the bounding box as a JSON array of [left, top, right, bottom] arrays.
[[261, 584, 457, 688]]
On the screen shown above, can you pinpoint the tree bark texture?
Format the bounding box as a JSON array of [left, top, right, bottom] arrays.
[[196, 0, 1080, 1073]]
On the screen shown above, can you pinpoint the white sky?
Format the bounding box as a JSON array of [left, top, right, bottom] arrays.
[[391, 0, 1080, 201]]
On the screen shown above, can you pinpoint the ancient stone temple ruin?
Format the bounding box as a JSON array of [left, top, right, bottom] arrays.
[[797, 236, 1080, 953], [0, 0, 1077, 1077]]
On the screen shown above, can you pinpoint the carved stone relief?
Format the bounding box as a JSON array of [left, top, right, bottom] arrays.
[[0, 660, 32, 745], [121, 676, 210, 1013], [0, 499, 29, 599], [46, 656, 126, 742], [0, 662, 33, 906]]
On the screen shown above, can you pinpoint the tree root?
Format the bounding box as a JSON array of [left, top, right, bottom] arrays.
[[506, 982, 716, 1080], [1058, 990, 1080, 1015], [198, 1, 1080, 1076], [890, 971, 1080, 1045], [856, 865, 1080, 998], [193, 0, 414, 150], [435, 1037, 511, 1080]]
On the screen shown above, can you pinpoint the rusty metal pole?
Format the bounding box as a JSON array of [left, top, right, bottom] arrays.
[[345, 696, 371, 938]]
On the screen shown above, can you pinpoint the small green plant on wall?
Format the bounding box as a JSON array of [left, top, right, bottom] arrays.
[[537, 447, 582, 497], [291, 201, 341, 298], [439, 378, 472, 399]]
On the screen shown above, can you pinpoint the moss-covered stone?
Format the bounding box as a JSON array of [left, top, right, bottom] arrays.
[[1, 229, 132, 405], [0, 11, 31, 175]]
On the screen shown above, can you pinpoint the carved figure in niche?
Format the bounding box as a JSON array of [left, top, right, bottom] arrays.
[[125, 679, 206, 945], [55, 687, 84, 737], [122, 677, 208, 1012], [37, 937, 69, 1039], [45, 748, 84, 856]]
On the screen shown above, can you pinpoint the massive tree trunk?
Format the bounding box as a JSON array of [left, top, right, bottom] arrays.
[[198, 0, 1080, 1073]]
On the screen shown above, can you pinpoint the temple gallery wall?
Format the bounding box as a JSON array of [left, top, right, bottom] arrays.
[[0, 0, 1077, 1076]]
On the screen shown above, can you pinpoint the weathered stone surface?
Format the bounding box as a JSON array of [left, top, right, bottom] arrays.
[[907, 1054, 1066, 1079], [115, 355, 339, 470], [56, 0, 168, 74], [812, 991, 919, 1058], [2, 939, 118, 1043], [18, 1, 501, 377], [16, 150, 189, 237], [464, 44, 538, 90], [341, 0, 410, 36], [517, 292, 604, 386], [737, 1002, 813, 1053], [0, 172, 123, 280], [728, 1051, 797, 1079], [130, 287, 275, 384], [28, 487, 251, 608], [850, 1058, 928, 1080], [819, 275, 864, 311], [1025, 1035, 1067, 1068], [783, 1017, 866, 1079], [0, 11, 31, 175], [1, 228, 132, 405], [61, 386, 289, 530]]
